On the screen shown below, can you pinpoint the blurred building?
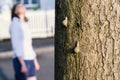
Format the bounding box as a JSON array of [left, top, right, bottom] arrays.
[[14, 0, 55, 10], [0, 0, 55, 40], [0, 0, 55, 12]]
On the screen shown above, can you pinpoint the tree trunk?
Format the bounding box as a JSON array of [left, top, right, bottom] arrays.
[[55, 0, 120, 80]]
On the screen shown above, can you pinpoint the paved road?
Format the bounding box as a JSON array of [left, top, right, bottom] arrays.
[[0, 38, 54, 80], [0, 38, 54, 53]]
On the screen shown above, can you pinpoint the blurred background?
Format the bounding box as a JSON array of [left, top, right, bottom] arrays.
[[0, 0, 55, 80]]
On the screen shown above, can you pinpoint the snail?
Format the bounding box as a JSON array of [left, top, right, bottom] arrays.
[[63, 17, 68, 27], [74, 41, 80, 53]]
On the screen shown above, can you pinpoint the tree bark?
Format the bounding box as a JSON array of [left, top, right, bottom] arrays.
[[55, 0, 120, 80]]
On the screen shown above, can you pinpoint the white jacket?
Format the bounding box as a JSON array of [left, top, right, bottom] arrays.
[[9, 17, 36, 60]]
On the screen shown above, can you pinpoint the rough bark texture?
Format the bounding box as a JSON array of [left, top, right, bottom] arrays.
[[55, 0, 120, 80]]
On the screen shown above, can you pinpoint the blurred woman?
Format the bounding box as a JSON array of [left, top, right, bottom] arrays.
[[9, 3, 40, 80]]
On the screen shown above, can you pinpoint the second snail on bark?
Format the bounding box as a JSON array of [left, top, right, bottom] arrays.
[[74, 41, 80, 53]]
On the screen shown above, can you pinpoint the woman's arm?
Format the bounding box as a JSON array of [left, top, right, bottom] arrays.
[[34, 58, 40, 71], [18, 57, 27, 74], [10, 23, 24, 57], [10, 22, 27, 73]]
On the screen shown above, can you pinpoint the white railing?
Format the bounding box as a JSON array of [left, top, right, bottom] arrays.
[[0, 10, 55, 40]]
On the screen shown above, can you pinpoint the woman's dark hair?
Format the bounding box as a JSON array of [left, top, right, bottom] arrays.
[[11, 3, 28, 22]]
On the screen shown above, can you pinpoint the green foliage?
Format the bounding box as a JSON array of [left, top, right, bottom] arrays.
[[33, 6, 39, 11]]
